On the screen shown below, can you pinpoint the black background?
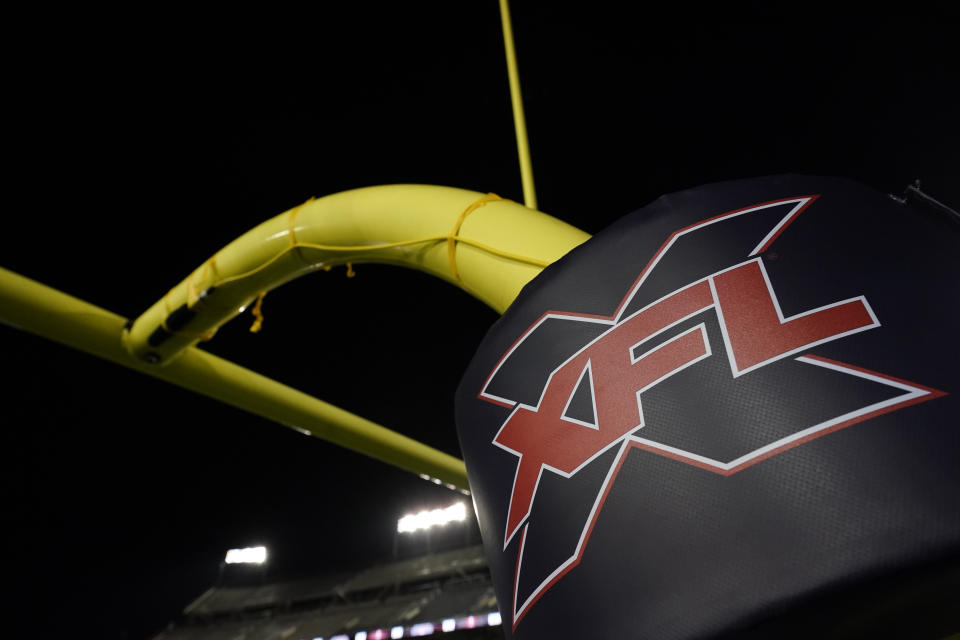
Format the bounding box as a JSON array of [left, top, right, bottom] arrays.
[[1, 4, 957, 638]]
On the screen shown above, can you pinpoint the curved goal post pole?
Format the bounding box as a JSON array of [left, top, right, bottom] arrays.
[[123, 185, 587, 366], [0, 185, 589, 491]]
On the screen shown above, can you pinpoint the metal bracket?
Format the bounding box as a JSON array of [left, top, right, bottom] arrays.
[[889, 179, 960, 223]]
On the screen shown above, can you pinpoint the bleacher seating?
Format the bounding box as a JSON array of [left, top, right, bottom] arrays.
[[416, 580, 495, 621], [154, 545, 500, 640], [339, 545, 486, 594]]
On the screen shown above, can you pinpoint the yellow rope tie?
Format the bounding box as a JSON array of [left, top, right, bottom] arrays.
[[187, 272, 199, 308], [345, 262, 356, 278], [288, 197, 314, 249], [215, 231, 549, 289], [447, 193, 504, 282], [187, 256, 220, 309], [249, 291, 267, 333]]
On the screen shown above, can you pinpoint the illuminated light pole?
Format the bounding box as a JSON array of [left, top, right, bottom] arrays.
[[218, 545, 268, 585], [396, 502, 467, 533], [394, 502, 469, 557], [224, 545, 267, 564]]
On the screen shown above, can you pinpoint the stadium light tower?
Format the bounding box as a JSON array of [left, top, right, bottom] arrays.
[[394, 502, 471, 557], [216, 546, 269, 586], [224, 545, 268, 564], [396, 502, 467, 534]]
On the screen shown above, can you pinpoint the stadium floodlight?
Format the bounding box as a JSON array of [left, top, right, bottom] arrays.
[[487, 611, 502, 626], [397, 502, 467, 534], [390, 626, 404, 639], [224, 546, 267, 564], [441, 618, 456, 632]]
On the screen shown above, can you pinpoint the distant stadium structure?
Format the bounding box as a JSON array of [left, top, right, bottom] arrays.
[[153, 545, 502, 640]]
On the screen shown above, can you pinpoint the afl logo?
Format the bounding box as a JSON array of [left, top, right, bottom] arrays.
[[477, 195, 947, 629]]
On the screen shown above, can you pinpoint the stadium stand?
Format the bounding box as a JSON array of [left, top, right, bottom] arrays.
[[153, 545, 502, 640]]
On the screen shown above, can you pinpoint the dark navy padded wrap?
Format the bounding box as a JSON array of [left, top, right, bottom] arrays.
[[455, 175, 959, 639]]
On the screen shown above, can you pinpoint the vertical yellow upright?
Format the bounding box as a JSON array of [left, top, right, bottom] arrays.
[[499, 0, 538, 210]]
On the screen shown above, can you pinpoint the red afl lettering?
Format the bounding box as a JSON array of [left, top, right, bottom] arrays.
[[712, 261, 875, 374], [495, 282, 713, 542], [494, 260, 879, 544]]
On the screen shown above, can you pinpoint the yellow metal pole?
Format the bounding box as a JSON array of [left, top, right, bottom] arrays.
[[1, 186, 591, 490], [0, 4, 582, 533], [499, 0, 538, 209], [123, 185, 588, 366], [0, 267, 470, 490]]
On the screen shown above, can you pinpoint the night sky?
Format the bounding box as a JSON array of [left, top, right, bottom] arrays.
[[3, 5, 957, 639]]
